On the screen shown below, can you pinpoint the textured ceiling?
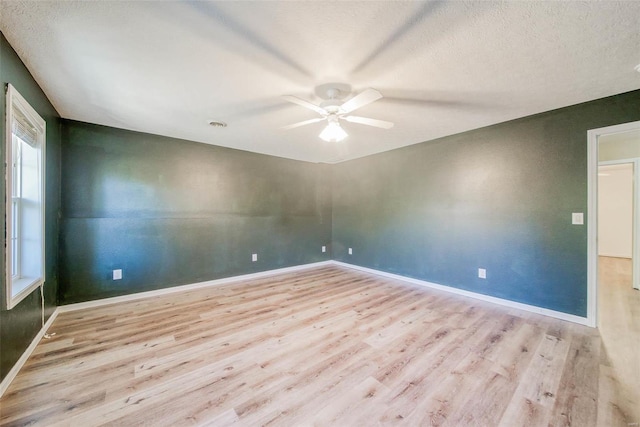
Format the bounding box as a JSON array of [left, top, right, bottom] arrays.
[[1, 1, 639, 163]]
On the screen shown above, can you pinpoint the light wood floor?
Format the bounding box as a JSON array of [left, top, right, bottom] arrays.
[[0, 265, 636, 426], [598, 256, 640, 426]]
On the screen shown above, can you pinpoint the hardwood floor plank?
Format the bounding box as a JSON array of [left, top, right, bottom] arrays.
[[0, 264, 635, 426], [497, 333, 571, 426], [547, 333, 600, 426], [597, 365, 633, 427]]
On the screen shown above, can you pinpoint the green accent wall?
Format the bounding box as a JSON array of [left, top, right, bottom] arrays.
[[332, 90, 640, 317], [0, 33, 61, 382], [59, 121, 332, 304]]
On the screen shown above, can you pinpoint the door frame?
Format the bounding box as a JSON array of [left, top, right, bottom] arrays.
[[587, 120, 640, 327]]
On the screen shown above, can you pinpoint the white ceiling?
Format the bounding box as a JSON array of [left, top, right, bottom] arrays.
[[1, 1, 639, 163]]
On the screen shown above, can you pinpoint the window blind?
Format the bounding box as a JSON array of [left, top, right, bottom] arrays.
[[12, 107, 38, 147]]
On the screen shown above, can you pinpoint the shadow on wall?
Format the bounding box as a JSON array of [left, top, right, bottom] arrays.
[[59, 120, 332, 304]]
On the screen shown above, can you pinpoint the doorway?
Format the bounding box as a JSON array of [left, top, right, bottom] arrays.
[[587, 122, 640, 423], [587, 121, 640, 325]]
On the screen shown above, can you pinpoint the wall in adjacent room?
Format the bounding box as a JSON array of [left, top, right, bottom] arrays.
[[599, 130, 640, 161], [598, 164, 633, 258], [0, 33, 61, 383], [59, 120, 332, 304], [332, 90, 640, 317]]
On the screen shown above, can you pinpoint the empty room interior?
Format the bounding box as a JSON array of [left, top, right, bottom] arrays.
[[1, 2, 639, 426]]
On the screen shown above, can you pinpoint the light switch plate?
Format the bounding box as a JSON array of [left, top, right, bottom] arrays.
[[252, 254, 258, 262], [572, 212, 584, 225], [478, 268, 486, 279], [322, 246, 326, 253], [348, 248, 353, 255], [113, 269, 122, 280]]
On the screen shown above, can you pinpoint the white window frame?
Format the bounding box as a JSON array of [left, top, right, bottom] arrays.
[[5, 84, 46, 309]]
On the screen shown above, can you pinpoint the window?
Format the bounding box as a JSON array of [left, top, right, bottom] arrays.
[[5, 84, 46, 309]]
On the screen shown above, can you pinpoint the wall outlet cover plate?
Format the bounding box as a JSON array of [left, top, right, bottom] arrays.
[[572, 212, 584, 225]]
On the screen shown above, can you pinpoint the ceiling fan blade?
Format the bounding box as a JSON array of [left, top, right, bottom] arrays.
[[281, 117, 325, 130], [340, 88, 383, 114], [344, 116, 394, 129], [282, 95, 327, 116]]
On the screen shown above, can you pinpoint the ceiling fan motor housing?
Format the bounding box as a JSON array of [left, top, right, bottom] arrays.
[[320, 99, 343, 114]]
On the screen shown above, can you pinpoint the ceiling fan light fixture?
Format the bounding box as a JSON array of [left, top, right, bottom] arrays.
[[283, 85, 391, 142], [319, 120, 348, 142]]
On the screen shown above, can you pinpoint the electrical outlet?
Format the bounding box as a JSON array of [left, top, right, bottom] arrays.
[[113, 269, 122, 280], [252, 253, 258, 262], [348, 248, 353, 255], [322, 246, 326, 253], [478, 268, 486, 279]]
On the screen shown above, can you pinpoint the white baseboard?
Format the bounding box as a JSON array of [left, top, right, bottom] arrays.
[[0, 308, 59, 398], [59, 259, 590, 326], [1, 258, 590, 399], [332, 261, 590, 327], [58, 261, 333, 313]]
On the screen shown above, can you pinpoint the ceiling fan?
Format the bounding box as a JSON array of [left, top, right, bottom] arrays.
[[282, 83, 394, 142]]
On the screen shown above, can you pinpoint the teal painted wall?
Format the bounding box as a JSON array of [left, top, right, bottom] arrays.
[[0, 33, 61, 382], [332, 90, 640, 317], [59, 120, 332, 304]]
